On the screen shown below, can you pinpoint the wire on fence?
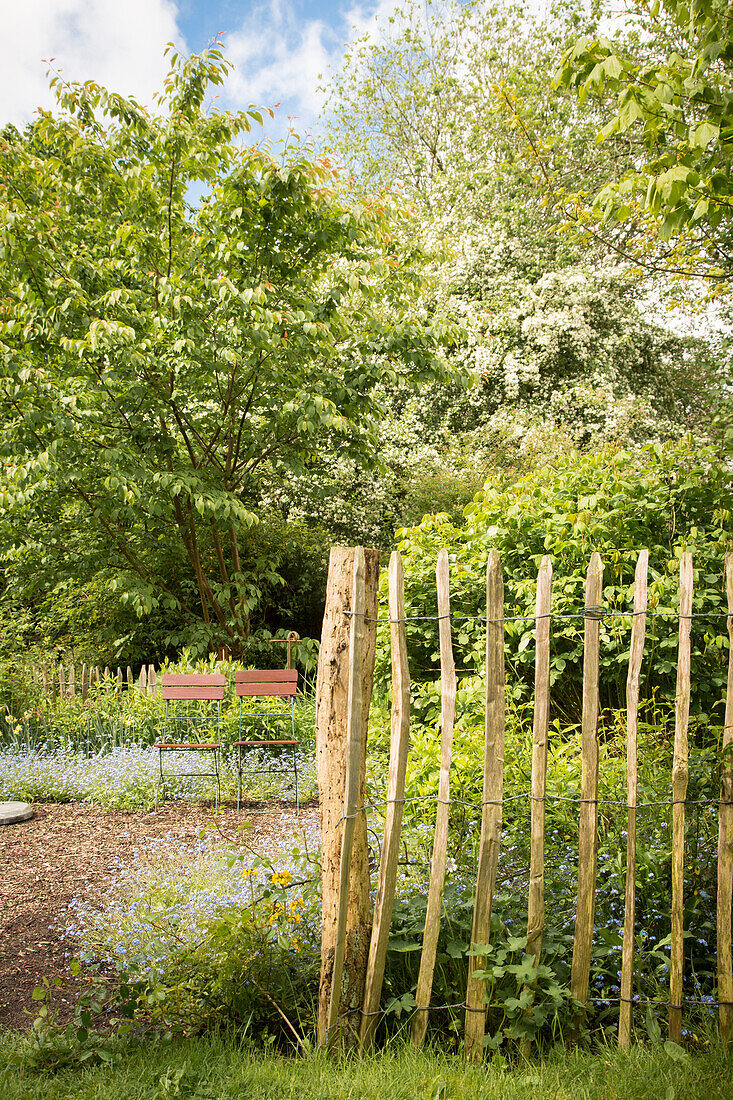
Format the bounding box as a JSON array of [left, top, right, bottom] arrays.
[[343, 609, 732, 625], [335, 791, 731, 827]]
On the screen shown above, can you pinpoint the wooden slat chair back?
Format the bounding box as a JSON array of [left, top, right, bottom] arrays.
[[234, 669, 301, 810], [155, 673, 226, 807]]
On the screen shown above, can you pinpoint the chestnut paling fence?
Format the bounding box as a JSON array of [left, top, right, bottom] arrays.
[[326, 548, 733, 1057]]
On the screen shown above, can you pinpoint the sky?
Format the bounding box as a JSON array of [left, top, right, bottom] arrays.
[[0, 0, 400, 144]]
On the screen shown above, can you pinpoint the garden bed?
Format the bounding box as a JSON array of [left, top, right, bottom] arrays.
[[0, 799, 317, 1031]]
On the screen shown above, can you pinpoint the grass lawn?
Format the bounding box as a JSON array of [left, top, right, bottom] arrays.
[[0, 1033, 731, 1100]]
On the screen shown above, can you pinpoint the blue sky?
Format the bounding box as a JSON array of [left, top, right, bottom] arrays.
[[0, 0, 399, 142]]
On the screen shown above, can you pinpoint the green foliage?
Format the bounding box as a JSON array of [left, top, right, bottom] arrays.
[[18, 958, 153, 1072], [378, 437, 732, 717], [0, 44, 451, 656], [558, 0, 733, 286], [70, 836, 320, 1045]]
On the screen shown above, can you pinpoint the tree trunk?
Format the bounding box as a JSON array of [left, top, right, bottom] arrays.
[[316, 546, 379, 1050]]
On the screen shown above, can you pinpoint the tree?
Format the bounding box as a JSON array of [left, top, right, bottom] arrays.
[[0, 46, 450, 655], [557, 0, 733, 289], [320, 0, 727, 497]]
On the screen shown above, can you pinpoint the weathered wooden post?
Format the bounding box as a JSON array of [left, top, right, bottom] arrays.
[[719, 553, 733, 1048], [360, 551, 411, 1052], [316, 546, 379, 1051], [570, 552, 603, 1038]]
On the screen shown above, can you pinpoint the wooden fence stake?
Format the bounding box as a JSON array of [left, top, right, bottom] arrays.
[[316, 547, 379, 1051], [360, 551, 412, 1052], [326, 547, 367, 1051], [116, 667, 123, 691], [81, 663, 88, 703], [126, 666, 133, 692], [570, 552, 603, 1033], [58, 665, 65, 701], [138, 666, 147, 694], [669, 552, 693, 1044], [465, 549, 506, 1060], [68, 665, 75, 699], [719, 553, 733, 1048], [412, 549, 457, 1049], [527, 556, 553, 965], [148, 665, 157, 696], [619, 550, 648, 1049]]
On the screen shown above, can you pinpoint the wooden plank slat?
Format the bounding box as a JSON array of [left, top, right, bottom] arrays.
[[527, 556, 553, 965], [669, 552, 693, 1044], [235, 669, 298, 683], [619, 550, 648, 1049], [148, 665, 157, 696], [81, 663, 88, 703], [236, 682, 298, 697], [360, 550, 411, 1052], [412, 549, 457, 1048], [59, 665, 65, 700], [68, 665, 76, 699], [325, 547, 367, 1051], [465, 549, 505, 1060], [570, 552, 604, 1031], [138, 666, 147, 694], [161, 673, 226, 700], [718, 553, 733, 1048]]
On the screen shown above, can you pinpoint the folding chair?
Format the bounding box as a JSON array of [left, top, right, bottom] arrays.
[[155, 673, 225, 807], [234, 669, 300, 810]]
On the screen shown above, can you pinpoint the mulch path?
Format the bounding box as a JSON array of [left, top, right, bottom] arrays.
[[0, 799, 318, 1032]]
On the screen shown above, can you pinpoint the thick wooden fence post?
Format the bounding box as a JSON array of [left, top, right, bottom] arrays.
[[570, 552, 603, 1034], [619, 550, 648, 1049], [148, 665, 157, 696], [464, 549, 505, 1059], [316, 546, 379, 1051], [669, 552, 692, 1044], [360, 551, 411, 1052], [719, 553, 733, 1048], [412, 549, 457, 1048]]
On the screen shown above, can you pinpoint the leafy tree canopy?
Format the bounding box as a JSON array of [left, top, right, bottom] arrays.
[[0, 45, 452, 655], [558, 0, 733, 290], [380, 435, 733, 718]]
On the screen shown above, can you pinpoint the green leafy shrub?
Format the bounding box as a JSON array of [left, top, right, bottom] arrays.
[[378, 437, 732, 719]]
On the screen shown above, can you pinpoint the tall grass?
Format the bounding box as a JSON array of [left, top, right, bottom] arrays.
[[0, 1032, 731, 1100]]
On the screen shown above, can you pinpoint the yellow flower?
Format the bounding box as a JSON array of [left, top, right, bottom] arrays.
[[272, 870, 292, 886], [242, 867, 256, 879]]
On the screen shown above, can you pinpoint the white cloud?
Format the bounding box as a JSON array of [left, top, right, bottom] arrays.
[[0, 0, 186, 127], [225, 1, 337, 136], [222, 0, 404, 142]]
